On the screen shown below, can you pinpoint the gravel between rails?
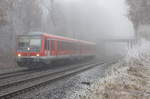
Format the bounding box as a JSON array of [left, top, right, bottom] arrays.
[[0, 60, 100, 98], [0, 61, 96, 88], [11, 60, 116, 99]]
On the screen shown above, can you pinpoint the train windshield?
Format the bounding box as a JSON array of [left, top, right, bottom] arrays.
[[18, 36, 41, 52]]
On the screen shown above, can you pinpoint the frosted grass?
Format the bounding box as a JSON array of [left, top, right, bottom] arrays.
[[69, 39, 150, 99]]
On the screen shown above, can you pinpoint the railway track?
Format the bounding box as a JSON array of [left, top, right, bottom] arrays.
[[0, 69, 39, 80], [0, 61, 90, 80], [0, 61, 103, 99]]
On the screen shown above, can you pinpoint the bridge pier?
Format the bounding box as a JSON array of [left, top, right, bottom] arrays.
[[127, 39, 137, 49]]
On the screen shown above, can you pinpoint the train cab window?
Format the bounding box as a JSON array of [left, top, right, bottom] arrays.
[[18, 37, 41, 52], [30, 39, 41, 48]]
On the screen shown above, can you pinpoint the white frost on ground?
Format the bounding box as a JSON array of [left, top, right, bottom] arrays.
[[68, 39, 150, 99]]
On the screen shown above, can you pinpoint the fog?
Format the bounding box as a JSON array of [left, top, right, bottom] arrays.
[[53, 0, 134, 61], [0, 0, 134, 67], [56, 0, 134, 41]]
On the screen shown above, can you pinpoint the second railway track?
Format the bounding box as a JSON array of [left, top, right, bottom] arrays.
[[0, 61, 103, 98]]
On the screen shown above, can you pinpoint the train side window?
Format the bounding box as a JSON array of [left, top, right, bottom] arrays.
[[66, 42, 70, 50], [61, 41, 75, 51], [44, 40, 47, 50], [48, 40, 50, 50], [71, 42, 75, 51], [45, 40, 50, 50], [62, 41, 67, 51], [58, 41, 61, 51], [61, 41, 65, 50], [51, 40, 55, 50]]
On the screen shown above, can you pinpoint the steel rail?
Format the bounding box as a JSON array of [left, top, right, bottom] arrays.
[[0, 61, 100, 98], [0, 61, 94, 80], [0, 61, 96, 88]]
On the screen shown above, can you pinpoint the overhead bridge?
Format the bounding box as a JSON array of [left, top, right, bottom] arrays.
[[98, 38, 137, 48]]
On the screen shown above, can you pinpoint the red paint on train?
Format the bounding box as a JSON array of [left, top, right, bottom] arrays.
[[16, 33, 96, 67]]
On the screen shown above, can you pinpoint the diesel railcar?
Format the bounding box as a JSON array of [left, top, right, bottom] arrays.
[[16, 32, 96, 67]]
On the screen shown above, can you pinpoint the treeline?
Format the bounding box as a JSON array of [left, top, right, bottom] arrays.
[[126, 0, 150, 32], [0, 0, 92, 67], [0, 0, 67, 67]]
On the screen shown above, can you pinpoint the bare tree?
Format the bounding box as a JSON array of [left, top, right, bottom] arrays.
[[126, 0, 150, 37]]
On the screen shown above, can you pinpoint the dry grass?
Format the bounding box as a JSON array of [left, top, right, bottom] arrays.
[[78, 65, 150, 99], [75, 39, 150, 99]]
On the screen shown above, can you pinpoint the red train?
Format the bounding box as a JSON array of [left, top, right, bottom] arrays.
[[16, 32, 96, 67]]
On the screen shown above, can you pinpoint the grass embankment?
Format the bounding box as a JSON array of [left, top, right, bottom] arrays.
[[78, 39, 150, 99]]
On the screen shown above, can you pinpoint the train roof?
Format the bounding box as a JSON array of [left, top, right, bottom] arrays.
[[43, 33, 96, 45], [17, 32, 96, 45]]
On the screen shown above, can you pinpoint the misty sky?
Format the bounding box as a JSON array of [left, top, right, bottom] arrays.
[[98, 0, 134, 38], [56, 0, 134, 40]]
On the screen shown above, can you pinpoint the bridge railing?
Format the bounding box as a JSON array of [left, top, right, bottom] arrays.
[[97, 38, 137, 48]]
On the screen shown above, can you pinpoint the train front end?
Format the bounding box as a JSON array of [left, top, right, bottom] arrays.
[[16, 35, 44, 67]]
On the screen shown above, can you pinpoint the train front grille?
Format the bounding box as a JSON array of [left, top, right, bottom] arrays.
[[22, 58, 34, 62]]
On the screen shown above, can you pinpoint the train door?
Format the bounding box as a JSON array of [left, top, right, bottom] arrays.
[[58, 41, 62, 56], [50, 40, 58, 56], [48, 40, 50, 56], [44, 39, 50, 56], [55, 40, 58, 56], [50, 40, 55, 56]]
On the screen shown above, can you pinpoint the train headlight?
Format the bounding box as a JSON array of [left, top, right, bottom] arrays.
[[27, 48, 30, 51], [18, 54, 21, 57], [36, 54, 40, 56]]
